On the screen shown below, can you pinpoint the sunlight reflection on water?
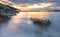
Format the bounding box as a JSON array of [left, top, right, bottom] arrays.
[[0, 12, 60, 37]]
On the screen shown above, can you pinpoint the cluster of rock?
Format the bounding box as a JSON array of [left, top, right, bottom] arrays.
[[30, 18, 51, 28], [0, 3, 21, 17], [0, 3, 21, 22]]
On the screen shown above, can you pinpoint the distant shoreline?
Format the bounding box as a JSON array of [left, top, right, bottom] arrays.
[[21, 10, 60, 12]]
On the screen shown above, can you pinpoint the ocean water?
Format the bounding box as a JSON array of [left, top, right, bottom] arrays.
[[0, 12, 60, 37]]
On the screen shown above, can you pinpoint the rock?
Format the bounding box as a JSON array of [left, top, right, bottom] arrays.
[[0, 15, 10, 22], [0, 3, 21, 23], [0, 3, 21, 17], [30, 18, 51, 28]]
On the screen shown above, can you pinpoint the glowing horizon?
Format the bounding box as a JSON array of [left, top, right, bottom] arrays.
[[12, 12, 53, 18]]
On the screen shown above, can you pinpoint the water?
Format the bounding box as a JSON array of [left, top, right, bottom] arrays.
[[0, 12, 60, 37]]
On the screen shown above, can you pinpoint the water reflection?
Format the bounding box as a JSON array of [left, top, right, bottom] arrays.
[[0, 12, 60, 37]]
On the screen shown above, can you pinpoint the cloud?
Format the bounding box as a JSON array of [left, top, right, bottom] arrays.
[[10, 0, 60, 4], [0, 0, 15, 6], [0, 0, 60, 12]]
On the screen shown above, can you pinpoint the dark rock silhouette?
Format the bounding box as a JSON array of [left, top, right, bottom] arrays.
[[0, 3, 21, 22], [30, 18, 51, 28], [0, 15, 11, 23]]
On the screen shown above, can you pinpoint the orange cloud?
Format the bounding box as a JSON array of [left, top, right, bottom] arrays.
[[0, 0, 54, 11], [27, 3, 53, 8]]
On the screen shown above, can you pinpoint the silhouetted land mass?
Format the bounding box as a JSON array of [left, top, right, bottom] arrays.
[[0, 3, 21, 23], [48, 10, 60, 12]]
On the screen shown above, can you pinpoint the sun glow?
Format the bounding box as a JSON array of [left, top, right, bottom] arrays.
[[28, 6, 45, 8], [15, 12, 53, 18], [27, 12, 53, 18], [0, 1, 54, 11]]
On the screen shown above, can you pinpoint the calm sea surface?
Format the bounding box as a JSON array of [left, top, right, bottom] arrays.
[[0, 12, 60, 37]]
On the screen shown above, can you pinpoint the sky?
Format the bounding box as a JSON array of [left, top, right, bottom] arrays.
[[10, 0, 60, 3], [0, 0, 60, 11]]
